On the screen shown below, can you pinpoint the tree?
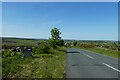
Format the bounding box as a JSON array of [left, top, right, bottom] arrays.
[[50, 27, 61, 40], [49, 27, 64, 48]]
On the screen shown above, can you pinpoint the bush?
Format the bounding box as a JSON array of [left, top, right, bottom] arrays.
[[2, 50, 22, 58], [58, 39, 64, 46], [35, 41, 52, 54], [2, 50, 12, 58], [80, 43, 95, 48], [49, 39, 57, 49], [32, 47, 37, 53]]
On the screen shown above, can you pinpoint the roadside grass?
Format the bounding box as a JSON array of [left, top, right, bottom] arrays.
[[79, 47, 119, 59], [2, 46, 66, 78]]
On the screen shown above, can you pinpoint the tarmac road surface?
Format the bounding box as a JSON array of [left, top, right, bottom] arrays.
[[66, 48, 119, 79]]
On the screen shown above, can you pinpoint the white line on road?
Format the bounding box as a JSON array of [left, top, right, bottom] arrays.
[[102, 63, 120, 72], [83, 54, 94, 59]]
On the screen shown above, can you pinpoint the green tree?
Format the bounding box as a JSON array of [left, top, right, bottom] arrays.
[[50, 27, 61, 40], [49, 27, 64, 48]]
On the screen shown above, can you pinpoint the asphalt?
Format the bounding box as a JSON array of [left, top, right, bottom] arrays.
[[66, 48, 119, 78]]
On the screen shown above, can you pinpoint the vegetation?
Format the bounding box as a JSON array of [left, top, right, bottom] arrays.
[[2, 47, 66, 78], [2, 27, 119, 78], [2, 50, 23, 58], [73, 41, 77, 46], [70, 40, 119, 58], [35, 41, 52, 54], [2, 27, 66, 78], [49, 27, 64, 49], [80, 47, 119, 58], [2, 37, 47, 49]]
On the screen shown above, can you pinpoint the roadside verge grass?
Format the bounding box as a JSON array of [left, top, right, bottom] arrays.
[[80, 47, 119, 59], [2, 46, 66, 78]]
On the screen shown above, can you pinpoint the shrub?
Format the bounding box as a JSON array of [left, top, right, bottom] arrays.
[[58, 39, 64, 46], [49, 39, 57, 49], [80, 43, 95, 48], [32, 47, 37, 53], [2, 50, 22, 58], [2, 50, 12, 58], [35, 41, 52, 54]]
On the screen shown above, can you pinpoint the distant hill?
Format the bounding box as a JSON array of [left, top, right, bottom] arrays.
[[1, 37, 48, 47], [1, 37, 119, 49], [2, 37, 47, 41]]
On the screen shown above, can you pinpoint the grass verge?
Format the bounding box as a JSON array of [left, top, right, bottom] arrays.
[[2, 47, 66, 78], [80, 47, 119, 59]]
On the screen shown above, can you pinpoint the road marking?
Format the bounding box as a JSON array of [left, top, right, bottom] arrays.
[[83, 54, 94, 59], [102, 63, 120, 72]]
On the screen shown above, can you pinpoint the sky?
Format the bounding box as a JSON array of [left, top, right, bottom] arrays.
[[2, 2, 118, 40], [2, 0, 120, 2]]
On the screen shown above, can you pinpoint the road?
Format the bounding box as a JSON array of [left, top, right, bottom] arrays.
[[66, 48, 119, 78]]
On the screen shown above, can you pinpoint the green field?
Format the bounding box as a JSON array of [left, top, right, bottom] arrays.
[[2, 37, 44, 47]]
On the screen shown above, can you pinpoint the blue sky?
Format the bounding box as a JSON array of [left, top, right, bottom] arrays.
[[2, 2, 118, 40]]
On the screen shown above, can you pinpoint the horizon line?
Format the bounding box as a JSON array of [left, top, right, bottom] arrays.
[[1, 36, 118, 41]]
